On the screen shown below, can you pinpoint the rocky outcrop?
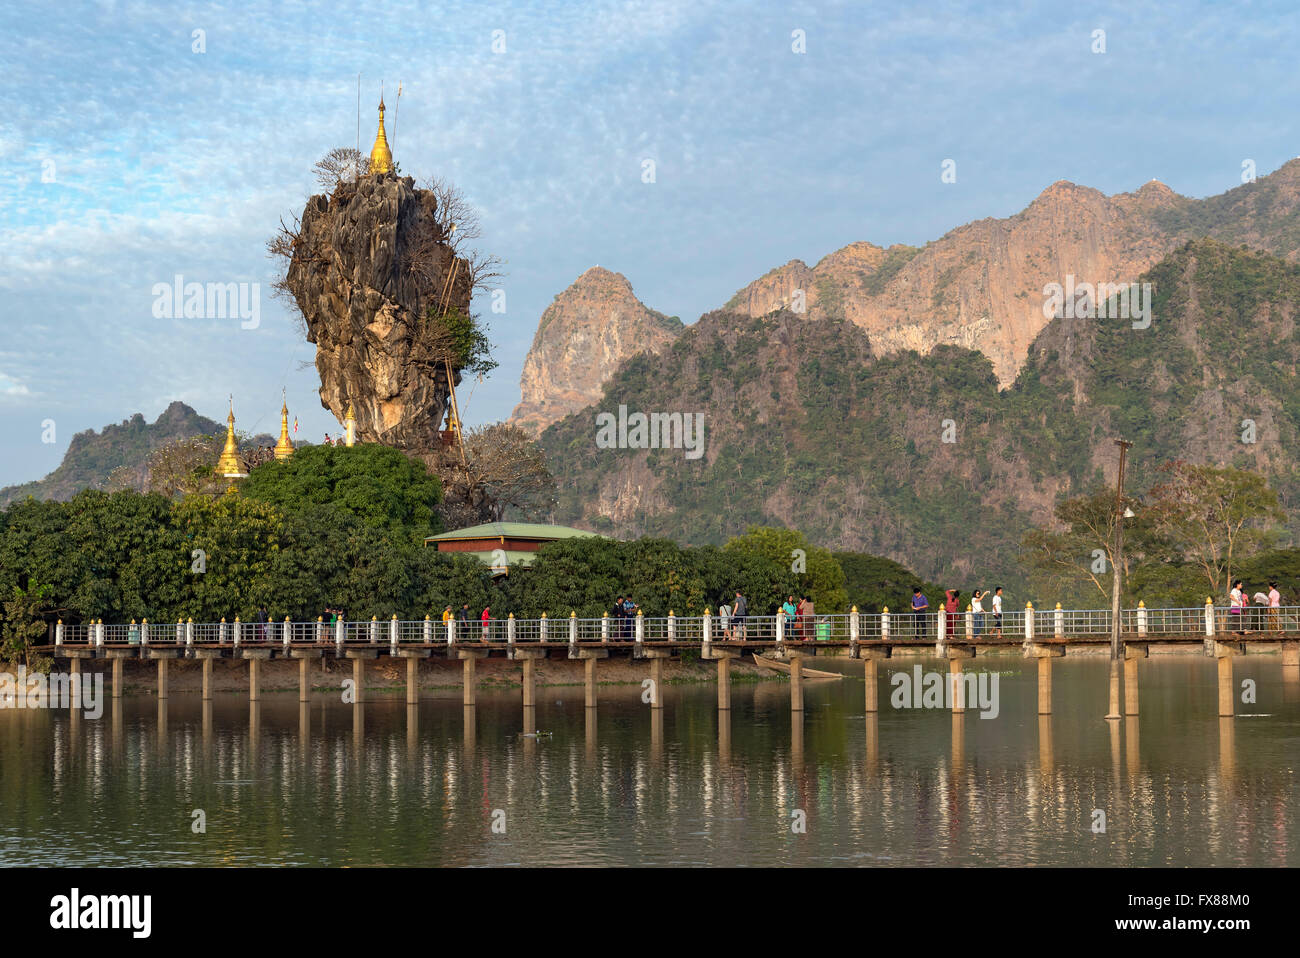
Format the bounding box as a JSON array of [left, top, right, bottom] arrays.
[[285, 172, 471, 452], [510, 267, 682, 435], [720, 162, 1300, 386]]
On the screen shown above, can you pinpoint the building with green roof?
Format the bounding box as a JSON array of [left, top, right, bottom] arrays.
[[423, 522, 607, 576]]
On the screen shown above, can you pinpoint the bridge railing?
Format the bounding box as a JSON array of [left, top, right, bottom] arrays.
[[46, 605, 1300, 647]]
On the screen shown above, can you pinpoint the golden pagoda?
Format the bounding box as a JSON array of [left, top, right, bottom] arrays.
[[343, 400, 357, 447], [273, 393, 295, 460], [216, 399, 248, 477], [368, 97, 393, 175]]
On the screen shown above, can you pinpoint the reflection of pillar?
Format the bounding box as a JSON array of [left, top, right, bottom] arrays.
[[718, 708, 731, 765], [406, 703, 418, 759], [790, 656, 803, 712], [157, 658, 169, 699], [464, 705, 476, 757], [112, 697, 123, 753], [651, 707, 664, 760], [248, 657, 259, 702], [157, 698, 168, 744], [353, 702, 364, 749], [1037, 715, 1053, 778], [299, 701, 310, 751], [299, 657, 310, 702], [791, 709, 804, 773], [522, 704, 536, 736], [201, 699, 212, 743], [865, 713, 878, 774], [1108, 718, 1121, 785], [1218, 716, 1235, 785], [951, 711, 964, 779], [1124, 716, 1140, 778], [407, 656, 419, 705], [585, 707, 597, 761], [250, 700, 262, 751]]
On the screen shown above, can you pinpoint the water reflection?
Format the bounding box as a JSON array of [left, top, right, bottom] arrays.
[[1, 654, 1296, 866]]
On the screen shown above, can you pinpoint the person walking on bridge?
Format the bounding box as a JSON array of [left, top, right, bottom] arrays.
[[1268, 581, 1281, 632], [944, 589, 961, 638], [912, 587, 929, 639], [991, 587, 1003, 639], [732, 591, 748, 641], [972, 590, 986, 637]]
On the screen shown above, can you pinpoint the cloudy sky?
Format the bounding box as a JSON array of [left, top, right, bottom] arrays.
[[1, 0, 1297, 487]]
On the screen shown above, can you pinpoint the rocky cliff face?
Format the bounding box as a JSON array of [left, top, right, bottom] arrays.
[[509, 267, 683, 435], [285, 172, 471, 452], [720, 161, 1300, 386]]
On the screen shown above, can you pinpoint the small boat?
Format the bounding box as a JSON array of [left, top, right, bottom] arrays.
[[751, 654, 844, 680]]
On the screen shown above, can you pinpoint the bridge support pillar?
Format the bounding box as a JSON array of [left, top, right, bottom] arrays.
[[1124, 644, 1147, 716], [1027, 643, 1064, 715], [575, 648, 608, 709], [862, 648, 890, 713], [301, 657, 310, 702], [194, 649, 222, 700], [790, 654, 803, 712], [650, 656, 663, 708], [945, 645, 974, 713], [1283, 640, 1300, 668], [1214, 641, 1242, 717], [112, 658, 123, 700], [408, 655, 419, 705], [464, 655, 477, 705], [344, 649, 379, 705], [248, 657, 259, 702], [157, 657, 168, 700], [513, 649, 545, 709]]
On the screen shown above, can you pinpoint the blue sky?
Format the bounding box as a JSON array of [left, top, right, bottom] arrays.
[[1, 0, 1298, 487]]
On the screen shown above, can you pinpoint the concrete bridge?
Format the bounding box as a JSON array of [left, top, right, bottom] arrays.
[[39, 601, 1300, 721]]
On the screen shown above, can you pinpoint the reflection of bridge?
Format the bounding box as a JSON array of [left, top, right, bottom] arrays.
[[43, 603, 1300, 721]]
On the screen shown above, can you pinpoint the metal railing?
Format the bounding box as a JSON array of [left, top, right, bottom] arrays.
[[47, 605, 1300, 648]]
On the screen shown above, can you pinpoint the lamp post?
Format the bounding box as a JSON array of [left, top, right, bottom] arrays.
[[1106, 438, 1133, 720]]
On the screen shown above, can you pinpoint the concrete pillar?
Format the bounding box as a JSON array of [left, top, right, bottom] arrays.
[[353, 656, 365, 704], [522, 657, 535, 708], [1106, 658, 1122, 721], [1038, 655, 1052, 714], [1282, 641, 1300, 668], [585, 657, 597, 709], [202, 657, 212, 701], [248, 657, 259, 702], [1124, 650, 1141, 716], [717, 656, 731, 710], [157, 658, 168, 700], [407, 655, 419, 705], [1217, 654, 1233, 717], [70, 658, 80, 681], [649, 656, 663, 709], [299, 657, 309, 702], [864, 657, 878, 713], [949, 658, 964, 714], [790, 655, 803, 711], [463, 655, 477, 706], [112, 658, 123, 700]]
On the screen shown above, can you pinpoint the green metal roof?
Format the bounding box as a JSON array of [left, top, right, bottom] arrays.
[[424, 522, 606, 543]]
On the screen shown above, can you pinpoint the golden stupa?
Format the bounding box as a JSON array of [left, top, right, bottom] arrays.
[[216, 399, 247, 477], [368, 98, 393, 174], [273, 395, 295, 460]]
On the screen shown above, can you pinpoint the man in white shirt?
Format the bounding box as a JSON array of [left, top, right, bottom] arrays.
[[991, 586, 1003, 639]]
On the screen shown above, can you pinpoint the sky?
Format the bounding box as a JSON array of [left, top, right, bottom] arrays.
[[1, 0, 1299, 487]]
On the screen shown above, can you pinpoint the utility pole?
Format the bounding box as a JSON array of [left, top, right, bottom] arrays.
[[1106, 438, 1133, 721]]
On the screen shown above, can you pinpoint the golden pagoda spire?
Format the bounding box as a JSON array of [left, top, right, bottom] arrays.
[[344, 400, 357, 447], [274, 389, 294, 460], [216, 396, 247, 477], [368, 95, 393, 175]]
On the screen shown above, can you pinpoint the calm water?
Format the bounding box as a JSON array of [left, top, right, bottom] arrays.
[[1, 654, 1297, 866]]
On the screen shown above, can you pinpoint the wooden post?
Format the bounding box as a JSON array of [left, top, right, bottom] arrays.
[[157, 658, 168, 700], [407, 655, 419, 705], [717, 656, 731, 710], [353, 656, 365, 704], [299, 657, 309, 702], [202, 657, 212, 701], [790, 655, 803, 711], [650, 656, 663, 709], [463, 655, 477, 706], [585, 656, 597, 708]]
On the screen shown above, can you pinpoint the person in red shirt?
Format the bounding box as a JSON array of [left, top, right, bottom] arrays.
[[480, 606, 491, 640]]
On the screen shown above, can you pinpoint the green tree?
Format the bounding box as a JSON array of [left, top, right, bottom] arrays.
[[723, 526, 848, 612]]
